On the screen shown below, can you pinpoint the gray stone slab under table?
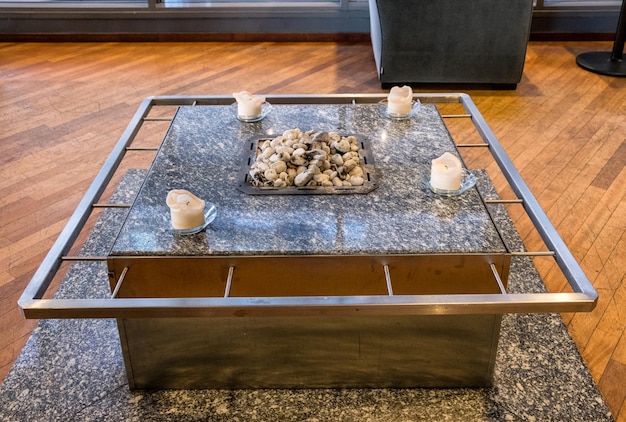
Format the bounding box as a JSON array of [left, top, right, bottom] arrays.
[[0, 169, 613, 421]]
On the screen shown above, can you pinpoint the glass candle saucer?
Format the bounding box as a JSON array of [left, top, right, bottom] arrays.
[[429, 170, 477, 196], [172, 205, 217, 235], [231, 101, 272, 123], [378, 99, 421, 120]]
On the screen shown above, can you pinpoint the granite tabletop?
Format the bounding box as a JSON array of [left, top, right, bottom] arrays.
[[111, 103, 506, 256]]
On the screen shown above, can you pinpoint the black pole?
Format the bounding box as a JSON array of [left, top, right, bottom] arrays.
[[576, 0, 626, 77]]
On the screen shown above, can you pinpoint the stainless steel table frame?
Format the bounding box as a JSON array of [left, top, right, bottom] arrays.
[[19, 94, 598, 389]]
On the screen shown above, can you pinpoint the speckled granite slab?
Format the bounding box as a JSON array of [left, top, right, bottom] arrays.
[[0, 170, 613, 421], [111, 104, 506, 256]]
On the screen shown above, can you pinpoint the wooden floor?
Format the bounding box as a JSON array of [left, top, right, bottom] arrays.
[[0, 41, 624, 420]]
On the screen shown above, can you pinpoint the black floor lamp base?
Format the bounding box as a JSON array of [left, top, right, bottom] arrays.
[[576, 52, 626, 77], [577, 0, 625, 77]]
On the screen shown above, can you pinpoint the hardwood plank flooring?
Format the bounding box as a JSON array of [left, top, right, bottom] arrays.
[[0, 41, 624, 420]]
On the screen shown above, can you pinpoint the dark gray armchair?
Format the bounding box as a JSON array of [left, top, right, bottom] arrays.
[[368, 0, 534, 88]]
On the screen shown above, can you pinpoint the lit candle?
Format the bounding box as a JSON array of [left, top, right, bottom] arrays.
[[166, 189, 206, 230], [387, 85, 413, 116], [431, 152, 463, 191], [233, 91, 264, 118]]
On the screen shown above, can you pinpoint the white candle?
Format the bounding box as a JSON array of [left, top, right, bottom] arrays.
[[387, 85, 413, 115], [431, 152, 463, 191], [233, 91, 264, 118], [166, 189, 206, 230]]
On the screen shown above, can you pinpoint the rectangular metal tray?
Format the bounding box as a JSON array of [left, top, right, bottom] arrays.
[[237, 133, 379, 195]]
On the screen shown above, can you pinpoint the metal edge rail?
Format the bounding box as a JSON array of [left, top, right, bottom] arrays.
[[18, 96, 154, 308], [18, 94, 598, 319], [144, 93, 462, 106], [458, 93, 597, 302], [19, 292, 596, 319]]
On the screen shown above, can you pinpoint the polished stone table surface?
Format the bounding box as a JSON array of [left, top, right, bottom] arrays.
[[111, 103, 506, 256]]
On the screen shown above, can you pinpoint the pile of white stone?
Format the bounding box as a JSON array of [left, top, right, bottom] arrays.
[[249, 128, 366, 188]]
